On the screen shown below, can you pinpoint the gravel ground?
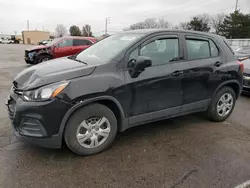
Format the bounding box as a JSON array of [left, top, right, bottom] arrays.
[[1, 44, 250, 188]]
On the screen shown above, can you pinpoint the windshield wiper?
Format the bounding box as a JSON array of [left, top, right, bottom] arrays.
[[68, 56, 88, 65]]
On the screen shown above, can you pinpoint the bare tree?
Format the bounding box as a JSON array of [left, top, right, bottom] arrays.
[[157, 18, 171, 28], [82, 24, 93, 37], [210, 13, 225, 34], [55, 24, 67, 37], [144, 18, 158, 28], [179, 22, 189, 30], [126, 18, 171, 30]]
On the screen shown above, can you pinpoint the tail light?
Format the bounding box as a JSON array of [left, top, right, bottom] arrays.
[[238, 60, 244, 73]]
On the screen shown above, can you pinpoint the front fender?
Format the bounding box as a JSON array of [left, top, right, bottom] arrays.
[[58, 96, 129, 141]]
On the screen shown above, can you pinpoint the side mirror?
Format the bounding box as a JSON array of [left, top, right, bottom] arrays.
[[134, 56, 152, 70], [129, 56, 152, 78]]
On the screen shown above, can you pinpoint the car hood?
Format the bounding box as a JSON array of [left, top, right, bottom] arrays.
[[13, 58, 96, 90], [26, 45, 49, 51], [243, 59, 250, 74]]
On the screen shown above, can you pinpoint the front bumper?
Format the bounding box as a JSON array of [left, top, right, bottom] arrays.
[[242, 86, 250, 95], [6, 88, 72, 148], [242, 76, 250, 95], [13, 129, 62, 148]]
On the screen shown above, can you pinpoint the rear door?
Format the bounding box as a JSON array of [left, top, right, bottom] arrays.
[[180, 35, 227, 112], [53, 39, 73, 58], [73, 39, 93, 54]]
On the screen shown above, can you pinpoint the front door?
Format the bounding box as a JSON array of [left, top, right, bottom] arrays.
[[54, 39, 74, 58], [124, 34, 184, 125]]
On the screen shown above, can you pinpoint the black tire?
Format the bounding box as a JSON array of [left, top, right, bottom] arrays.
[[36, 55, 51, 63], [64, 103, 118, 156], [206, 86, 236, 122]]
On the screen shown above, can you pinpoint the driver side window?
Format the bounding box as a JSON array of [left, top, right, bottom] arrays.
[[129, 38, 179, 67], [58, 39, 73, 47]]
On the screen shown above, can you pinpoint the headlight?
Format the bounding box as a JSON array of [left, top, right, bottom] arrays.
[[22, 81, 69, 101], [243, 75, 250, 80], [28, 52, 35, 61]]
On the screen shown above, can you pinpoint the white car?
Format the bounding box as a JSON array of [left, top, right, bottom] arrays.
[[0, 39, 14, 44]]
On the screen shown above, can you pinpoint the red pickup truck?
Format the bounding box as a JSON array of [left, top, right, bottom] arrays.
[[24, 36, 97, 64]]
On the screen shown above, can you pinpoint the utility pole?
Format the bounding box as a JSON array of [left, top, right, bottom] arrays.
[[235, 0, 239, 11], [27, 20, 29, 31], [105, 17, 110, 35]]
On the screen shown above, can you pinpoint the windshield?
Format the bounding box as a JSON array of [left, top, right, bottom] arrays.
[[75, 33, 143, 64]]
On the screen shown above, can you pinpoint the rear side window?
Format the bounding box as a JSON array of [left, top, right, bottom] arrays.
[[186, 39, 210, 59], [73, 39, 92, 46]]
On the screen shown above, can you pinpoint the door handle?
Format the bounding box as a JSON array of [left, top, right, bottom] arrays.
[[214, 61, 223, 67], [172, 71, 184, 77]]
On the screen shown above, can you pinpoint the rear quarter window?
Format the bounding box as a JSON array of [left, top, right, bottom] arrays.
[[209, 40, 219, 57], [223, 39, 234, 54]]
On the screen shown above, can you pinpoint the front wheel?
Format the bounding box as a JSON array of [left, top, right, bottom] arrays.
[[206, 86, 236, 122], [36, 55, 51, 63], [64, 103, 118, 156]]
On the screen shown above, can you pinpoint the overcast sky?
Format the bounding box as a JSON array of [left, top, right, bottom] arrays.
[[0, 0, 249, 36]]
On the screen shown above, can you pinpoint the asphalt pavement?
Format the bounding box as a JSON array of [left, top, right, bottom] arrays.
[[1, 44, 250, 188]]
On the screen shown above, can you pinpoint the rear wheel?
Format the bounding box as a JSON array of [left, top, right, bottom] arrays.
[[206, 86, 236, 122], [64, 103, 117, 156]]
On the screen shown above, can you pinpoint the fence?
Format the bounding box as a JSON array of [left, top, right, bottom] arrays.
[[227, 39, 250, 47]]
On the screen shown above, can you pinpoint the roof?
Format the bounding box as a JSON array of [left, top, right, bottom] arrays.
[[63, 36, 96, 39], [122, 29, 220, 38]]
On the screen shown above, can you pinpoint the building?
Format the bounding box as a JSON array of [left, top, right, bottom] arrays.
[[22, 30, 50, 45]]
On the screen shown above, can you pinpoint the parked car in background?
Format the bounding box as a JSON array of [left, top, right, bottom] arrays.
[[242, 58, 250, 95], [38, 39, 53, 45], [231, 45, 240, 51], [25, 36, 97, 64], [233, 46, 250, 61], [7, 29, 243, 155]]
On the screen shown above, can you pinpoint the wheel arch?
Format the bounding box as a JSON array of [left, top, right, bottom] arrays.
[[37, 52, 53, 59], [213, 80, 241, 100], [59, 96, 129, 140]]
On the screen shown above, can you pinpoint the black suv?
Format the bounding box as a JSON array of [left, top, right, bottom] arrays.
[[6, 29, 243, 155]]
